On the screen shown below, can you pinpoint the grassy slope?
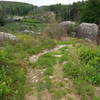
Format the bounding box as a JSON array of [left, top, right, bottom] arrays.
[[0, 34, 100, 100], [0, 34, 57, 100], [31, 38, 100, 100], [0, 1, 33, 16], [0, 17, 47, 33]]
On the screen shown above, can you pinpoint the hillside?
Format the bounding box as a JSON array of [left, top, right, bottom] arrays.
[[0, 0, 100, 100], [0, 1, 34, 16]]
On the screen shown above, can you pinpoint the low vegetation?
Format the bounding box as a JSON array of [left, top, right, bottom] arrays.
[[0, 34, 57, 100], [0, 0, 100, 100], [31, 38, 100, 100]]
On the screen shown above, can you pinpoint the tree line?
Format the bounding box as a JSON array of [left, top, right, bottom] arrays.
[[41, 0, 100, 24], [0, 0, 100, 26], [0, 1, 33, 16]]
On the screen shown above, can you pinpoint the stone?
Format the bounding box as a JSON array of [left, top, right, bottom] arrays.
[[59, 21, 76, 36], [0, 32, 17, 41], [76, 23, 98, 43]]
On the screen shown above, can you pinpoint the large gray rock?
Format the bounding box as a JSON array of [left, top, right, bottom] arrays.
[[59, 21, 76, 35], [0, 32, 17, 41], [76, 23, 98, 43]]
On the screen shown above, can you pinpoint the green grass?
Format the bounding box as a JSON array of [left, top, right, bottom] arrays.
[[1, 35, 100, 100], [52, 89, 66, 100], [0, 17, 48, 33], [35, 53, 56, 69], [61, 40, 100, 100], [36, 76, 52, 92], [0, 34, 57, 100], [93, 96, 100, 100], [74, 79, 95, 100]]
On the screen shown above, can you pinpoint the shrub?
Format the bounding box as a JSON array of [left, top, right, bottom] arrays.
[[93, 96, 100, 100], [0, 34, 57, 99], [43, 24, 67, 40], [52, 89, 66, 100], [0, 47, 26, 100], [36, 76, 52, 91], [63, 45, 100, 99], [75, 79, 95, 100], [79, 47, 100, 85]]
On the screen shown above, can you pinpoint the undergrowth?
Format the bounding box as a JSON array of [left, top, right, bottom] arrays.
[[63, 41, 100, 100], [0, 34, 57, 100]]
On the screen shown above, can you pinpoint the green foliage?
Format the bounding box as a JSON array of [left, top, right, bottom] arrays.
[[0, 17, 5, 26], [0, 9, 6, 26], [50, 82, 66, 99], [0, 46, 26, 100], [43, 2, 84, 22], [35, 53, 56, 69], [22, 18, 40, 24], [62, 41, 100, 99], [63, 44, 100, 85], [80, 0, 100, 24], [75, 79, 95, 100], [93, 96, 100, 100], [0, 34, 57, 99], [79, 47, 100, 85], [36, 76, 52, 91], [44, 67, 54, 75], [52, 88, 66, 100], [0, 1, 33, 16]]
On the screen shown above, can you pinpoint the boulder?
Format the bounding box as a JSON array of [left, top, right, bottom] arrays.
[[40, 11, 56, 23], [59, 21, 76, 35], [0, 32, 17, 41], [76, 23, 98, 43]]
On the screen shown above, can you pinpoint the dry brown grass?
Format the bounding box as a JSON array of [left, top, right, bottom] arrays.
[[42, 23, 68, 40]]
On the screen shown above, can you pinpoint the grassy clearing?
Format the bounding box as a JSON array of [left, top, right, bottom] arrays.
[[0, 17, 47, 33], [62, 40, 100, 100], [33, 38, 100, 100], [1, 33, 100, 100], [0, 34, 57, 100]]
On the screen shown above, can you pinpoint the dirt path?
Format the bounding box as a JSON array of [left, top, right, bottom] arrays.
[[25, 45, 67, 100], [53, 60, 81, 100], [25, 42, 100, 100], [29, 45, 67, 64]]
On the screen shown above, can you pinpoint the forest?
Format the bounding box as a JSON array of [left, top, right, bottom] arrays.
[[0, 0, 100, 100]]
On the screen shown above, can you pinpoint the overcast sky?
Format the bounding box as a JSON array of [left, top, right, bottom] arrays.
[[1, 0, 83, 6]]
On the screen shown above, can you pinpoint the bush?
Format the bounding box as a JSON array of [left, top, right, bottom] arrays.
[[79, 47, 100, 85], [63, 44, 100, 99], [0, 47, 26, 100], [75, 79, 95, 100], [43, 24, 67, 40]]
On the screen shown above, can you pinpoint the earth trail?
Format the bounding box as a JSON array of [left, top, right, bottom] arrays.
[[25, 45, 67, 100]]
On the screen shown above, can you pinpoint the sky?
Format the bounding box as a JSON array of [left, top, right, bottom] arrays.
[[1, 0, 83, 6]]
